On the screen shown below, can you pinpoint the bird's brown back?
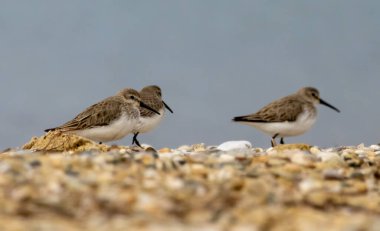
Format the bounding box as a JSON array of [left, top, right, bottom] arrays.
[[234, 94, 308, 123], [47, 96, 129, 132]]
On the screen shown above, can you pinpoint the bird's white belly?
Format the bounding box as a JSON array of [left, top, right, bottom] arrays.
[[72, 115, 137, 142], [245, 112, 316, 137], [135, 109, 164, 133]]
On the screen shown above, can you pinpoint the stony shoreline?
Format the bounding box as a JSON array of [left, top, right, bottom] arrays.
[[0, 133, 380, 230]]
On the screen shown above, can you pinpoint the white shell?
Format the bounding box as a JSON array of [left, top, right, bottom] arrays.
[[217, 140, 252, 151]]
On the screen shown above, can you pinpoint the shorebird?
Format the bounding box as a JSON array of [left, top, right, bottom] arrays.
[[45, 88, 160, 143], [233, 87, 340, 147], [132, 85, 173, 147]]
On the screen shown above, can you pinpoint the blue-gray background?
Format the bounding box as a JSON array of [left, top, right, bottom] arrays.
[[1, 1, 379, 149]]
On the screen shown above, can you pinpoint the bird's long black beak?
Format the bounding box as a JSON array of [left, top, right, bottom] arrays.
[[163, 101, 173, 113], [320, 98, 340, 113], [140, 101, 161, 115]]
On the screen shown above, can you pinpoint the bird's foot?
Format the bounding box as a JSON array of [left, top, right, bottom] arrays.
[[271, 134, 279, 147], [132, 133, 142, 148], [271, 139, 278, 147], [132, 138, 142, 148]]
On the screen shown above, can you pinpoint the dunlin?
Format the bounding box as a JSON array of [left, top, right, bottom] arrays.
[[233, 87, 340, 147], [45, 88, 160, 143], [132, 85, 173, 147]]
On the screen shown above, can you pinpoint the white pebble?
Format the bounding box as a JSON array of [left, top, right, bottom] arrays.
[[315, 151, 341, 162], [158, 152, 181, 159], [217, 141, 252, 151], [370, 145, 380, 150], [299, 179, 322, 193]]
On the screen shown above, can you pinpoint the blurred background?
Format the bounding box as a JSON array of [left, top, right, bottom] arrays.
[[1, 0, 379, 149]]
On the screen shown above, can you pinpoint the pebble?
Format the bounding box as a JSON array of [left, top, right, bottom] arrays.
[[267, 158, 288, 166], [299, 179, 323, 193], [323, 169, 346, 180], [177, 145, 192, 152], [193, 143, 207, 152], [289, 152, 316, 166], [217, 141, 252, 152], [370, 144, 380, 150], [315, 151, 341, 162], [219, 154, 236, 163], [159, 147, 172, 153]]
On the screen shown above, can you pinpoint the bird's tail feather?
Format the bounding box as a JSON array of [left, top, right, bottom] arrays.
[[232, 116, 266, 123], [44, 128, 56, 132]]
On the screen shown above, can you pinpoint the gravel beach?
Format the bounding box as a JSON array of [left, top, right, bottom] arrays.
[[0, 132, 380, 230]]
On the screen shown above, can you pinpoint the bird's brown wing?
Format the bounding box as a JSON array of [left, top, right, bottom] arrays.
[[45, 96, 124, 132], [233, 95, 304, 123]]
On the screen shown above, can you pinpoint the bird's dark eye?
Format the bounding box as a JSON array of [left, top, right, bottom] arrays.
[[130, 95, 135, 99]]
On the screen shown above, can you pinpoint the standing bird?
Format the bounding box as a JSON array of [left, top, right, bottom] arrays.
[[132, 85, 173, 147], [45, 88, 160, 143], [233, 87, 340, 147]]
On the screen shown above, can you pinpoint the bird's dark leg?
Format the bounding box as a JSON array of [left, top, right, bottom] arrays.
[[132, 133, 142, 148], [271, 134, 279, 147], [132, 133, 137, 145], [280, 137, 285, 144]]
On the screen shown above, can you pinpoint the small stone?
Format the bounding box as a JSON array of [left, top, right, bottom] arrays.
[[349, 171, 365, 180], [310, 146, 321, 154], [342, 181, 368, 194], [272, 143, 312, 152], [369, 144, 380, 150], [217, 141, 252, 152], [323, 169, 346, 180], [193, 143, 207, 152], [190, 164, 208, 176], [172, 156, 187, 165], [219, 154, 235, 163], [315, 151, 347, 168], [299, 179, 323, 193], [315, 151, 343, 163], [177, 145, 192, 152], [29, 160, 42, 168], [282, 163, 303, 173], [342, 151, 363, 167], [267, 158, 288, 166], [188, 152, 208, 163], [304, 191, 330, 207], [142, 155, 156, 166], [290, 152, 316, 166], [159, 148, 172, 153], [165, 176, 184, 190], [357, 143, 365, 149]]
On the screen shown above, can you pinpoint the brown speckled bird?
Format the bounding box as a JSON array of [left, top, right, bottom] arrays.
[[132, 85, 173, 147], [233, 87, 340, 147], [45, 88, 160, 143]]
